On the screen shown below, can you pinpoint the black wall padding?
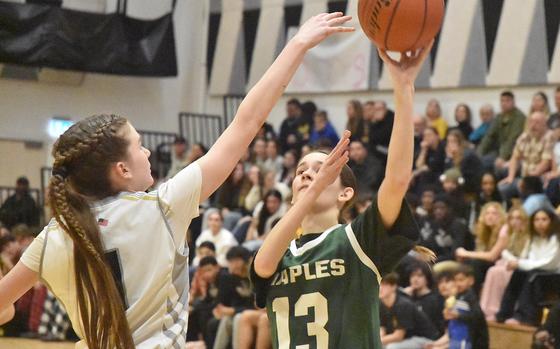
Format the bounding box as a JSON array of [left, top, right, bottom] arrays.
[[0, 2, 177, 77]]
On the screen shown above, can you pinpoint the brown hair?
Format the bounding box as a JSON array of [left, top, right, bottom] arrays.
[[506, 207, 530, 257], [49, 114, 134, 349], [446, 129, 468, 167], [346, 100, 364, 135]]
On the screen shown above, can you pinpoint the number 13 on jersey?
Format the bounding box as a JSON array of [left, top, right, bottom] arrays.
[[272, 292, 329, 349]]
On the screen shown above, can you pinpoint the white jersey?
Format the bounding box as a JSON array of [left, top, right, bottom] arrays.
[[20, 163, 202, 349]]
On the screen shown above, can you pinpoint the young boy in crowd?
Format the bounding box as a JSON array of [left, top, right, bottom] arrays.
[[402, 263, 445, 335], [425, 270, 458, 349], [380, 273, 440, 349], [444, 265, 488, 349]]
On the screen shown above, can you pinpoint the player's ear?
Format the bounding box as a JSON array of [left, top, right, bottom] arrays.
[[111, 161, 132, 181], [338, 187, 354, 204]]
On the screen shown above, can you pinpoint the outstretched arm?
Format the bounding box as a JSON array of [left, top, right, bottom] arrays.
[[377, 43, 433, 228], [0, 262, 38, 324], [197, 13, 354, 202], [254, 132, 351, 278]]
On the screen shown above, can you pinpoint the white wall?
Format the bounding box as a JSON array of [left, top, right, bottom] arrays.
[[0, 0, 558, 165], [0, 0, 208, 143]]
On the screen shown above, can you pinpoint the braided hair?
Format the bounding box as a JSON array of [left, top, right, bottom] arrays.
[[49, 114, 134, 349]]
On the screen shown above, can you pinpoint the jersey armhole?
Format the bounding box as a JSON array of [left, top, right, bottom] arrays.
[[344, 225, 382, 284]]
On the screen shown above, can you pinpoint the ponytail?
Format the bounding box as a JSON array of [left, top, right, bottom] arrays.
[[49, 114, 134, 349]]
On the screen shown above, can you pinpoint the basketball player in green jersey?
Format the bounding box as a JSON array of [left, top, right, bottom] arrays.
[[252, 42, 435, 349]]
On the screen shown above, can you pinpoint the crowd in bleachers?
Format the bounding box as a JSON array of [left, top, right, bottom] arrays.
[[2, 87, 560, 348]]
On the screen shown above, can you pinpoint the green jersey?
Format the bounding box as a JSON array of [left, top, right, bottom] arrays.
[[251, 196, 419, 349]]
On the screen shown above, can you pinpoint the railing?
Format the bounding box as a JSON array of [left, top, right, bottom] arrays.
[[222, 95, 245, 126], [137, 130, 178, 180], [178, 112, 223, 148]]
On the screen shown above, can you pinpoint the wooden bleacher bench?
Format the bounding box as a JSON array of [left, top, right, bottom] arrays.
[[0, 338, 75, 348], [488, 321, 536, 349]]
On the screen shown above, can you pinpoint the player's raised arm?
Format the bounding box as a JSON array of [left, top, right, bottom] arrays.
[[196, 13, 354, 202], [376, 42, 433, 228]]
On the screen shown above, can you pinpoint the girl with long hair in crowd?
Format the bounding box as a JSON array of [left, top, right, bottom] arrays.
[[455, 202, 507, 294], [0, 13, 354, 349], [496, 208, 560, 325], [478, 206, 529, 321]]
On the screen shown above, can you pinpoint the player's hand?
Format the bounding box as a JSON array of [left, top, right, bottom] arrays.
[[293, 12, 355, 50], [378, 40, 434, 87], [311, 130, 351, 191]]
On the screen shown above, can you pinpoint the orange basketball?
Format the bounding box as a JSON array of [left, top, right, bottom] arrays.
[[358, 0, 445, 52]]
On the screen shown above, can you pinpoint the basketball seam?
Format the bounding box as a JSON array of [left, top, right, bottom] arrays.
[[408, 0, 428, 52], [383, 0, 402, 50]]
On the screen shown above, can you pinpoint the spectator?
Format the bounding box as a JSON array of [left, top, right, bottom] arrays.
[[413, 115, 428, 163], [448, 103, 473, 140], [0, 177, 39, 229], [346, 99, 365, 142], [279, 99, 303, 153], [444, 129, 484, 195], [195, 210, 238, 267], [419, 196, 470, 263], [279, 150, 298, 187], [348, 140, 382, 198], [413, 127, 446, 193], [380, 273, 440, 349], [416, 187, 437, 219], [166, 136, 189, 178], [529, 91, 551, 117], [210, 247, 254, 349], [245, 168, 290, 213], [256, 122, 276, 142], [520, 176, 555, 216], [262, 140, 284, 176], [455, 202, 507, 294], [532, 301, 559, 349], [244, 190, 287, 251], [187, 256, 222, 344], [475, 172, 503, 219], [497, 208, 560, 325], [444, 265, 489, 349], [369, 100, 395, 165], [216, 163, 252, 230], [425, 271, 458, 349], [402, 263, 445, 335], [499, 111, 554, 203], [439, 168, 470, 224], [190, 241, 217, 279], [11, 224, 35, 252], [309, 110, 339, 148], [425, 99, 448, 139], [546, 86, 560, 130], [469, 104, 495, 145], [250, 138, 267, 170], [478, 91, 526, 175], [187, 142, 208, 165], [362, 100, 376, 143], [0, 235, 18, 274], [479, 207, 529, 321], [298, 101, 317, 142]]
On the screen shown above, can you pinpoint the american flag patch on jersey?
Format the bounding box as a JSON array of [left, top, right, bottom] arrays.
[[98, 218, 109, 226]]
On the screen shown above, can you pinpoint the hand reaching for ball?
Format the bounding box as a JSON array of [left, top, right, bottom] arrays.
[[292, 12, 355, 50], [378, 40, 434, 87]]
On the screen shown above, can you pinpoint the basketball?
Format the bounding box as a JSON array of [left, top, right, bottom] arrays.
[[358, 0, 445, 52]]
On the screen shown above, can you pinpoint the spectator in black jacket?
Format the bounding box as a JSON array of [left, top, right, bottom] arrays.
[[0, 177, 39, 229], [419, 196, 470, 262]]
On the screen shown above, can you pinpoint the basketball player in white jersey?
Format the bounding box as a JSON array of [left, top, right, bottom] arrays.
[[0, 13, 354, 349]]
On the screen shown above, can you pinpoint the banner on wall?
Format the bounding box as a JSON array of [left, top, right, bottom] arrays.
[[285, 29, 372, 93], [0, 1, 178, 77]]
